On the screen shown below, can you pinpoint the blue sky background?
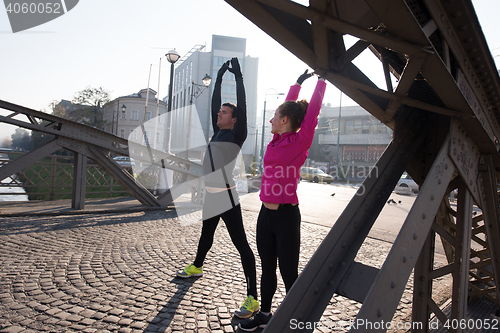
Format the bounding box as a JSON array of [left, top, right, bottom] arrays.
[[1, 0, 499, 142]]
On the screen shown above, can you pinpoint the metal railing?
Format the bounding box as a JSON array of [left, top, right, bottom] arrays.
[[0, 152, 128, 201]]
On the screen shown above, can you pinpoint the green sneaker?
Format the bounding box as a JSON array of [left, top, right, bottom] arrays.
[[234, 295, 260, 318], [176, 264, 203, 278]]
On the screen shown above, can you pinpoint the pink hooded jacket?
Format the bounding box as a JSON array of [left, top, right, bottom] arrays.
[[260, 79, 327, 204]]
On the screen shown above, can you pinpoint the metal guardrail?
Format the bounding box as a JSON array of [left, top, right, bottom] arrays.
[[0, 151, 128, 201]]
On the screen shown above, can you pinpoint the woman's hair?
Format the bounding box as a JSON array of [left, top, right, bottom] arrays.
[[278, 99, 309, 132]]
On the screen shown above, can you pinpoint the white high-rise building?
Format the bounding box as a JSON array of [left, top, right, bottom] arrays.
[[165, 35, 259, 167]]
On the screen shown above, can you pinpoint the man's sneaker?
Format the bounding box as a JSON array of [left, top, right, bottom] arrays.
[[176, 264, 203, 278], [234, 295, 260, 318], [238, 312, 272, 332]]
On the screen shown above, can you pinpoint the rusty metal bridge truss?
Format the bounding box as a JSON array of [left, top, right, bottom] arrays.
[[0, 100, 202, 209], [224, 0, 500, 332]]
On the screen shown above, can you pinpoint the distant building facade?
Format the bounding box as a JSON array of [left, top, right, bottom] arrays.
[[312, 104, 393, 179], [102, 88, 167, 152]]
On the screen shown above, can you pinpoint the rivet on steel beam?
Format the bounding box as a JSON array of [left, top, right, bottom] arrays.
[[420, 276, 425, 281], [431, 195, 435, 201], [445, 164, 448, 169], [298, 313, 303, 320], [314, 286, 319, 294], [377, 308, 383, 317], [474, 186, 476, 192], [342, 242, 347, 248], [341, 261, 346, 267], [413, 233, 418, 240], [329, 280, 335, 285], [420, 291, 425, 297], [422, 213, 426, 219], [453, 148, 457, 155], [470, 180, 473, 186], [438, 179, 441, 184], [391, 281, 396, 289], [403, 256, 408, 263], [354, 223, 358, 229]]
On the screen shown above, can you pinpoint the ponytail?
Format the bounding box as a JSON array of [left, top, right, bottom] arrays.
[[278, 99, 309, 132]]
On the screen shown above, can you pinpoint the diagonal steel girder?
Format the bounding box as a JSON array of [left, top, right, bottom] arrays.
[[0, 99, 129, 156]]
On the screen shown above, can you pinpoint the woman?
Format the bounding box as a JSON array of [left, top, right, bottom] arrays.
[[239, 70, 326, 331]]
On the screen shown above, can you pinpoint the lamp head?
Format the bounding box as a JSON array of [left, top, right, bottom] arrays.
[[202, 74, 212, 87], [166, 49, 180, 64]]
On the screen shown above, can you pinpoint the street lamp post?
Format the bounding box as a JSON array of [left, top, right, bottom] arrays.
[[187, 74, 211, 159], [111, 100, 118, 135], [260, 88, 284, 173], [116, 104, 125, 137], [336, 91, 342, 174], [155, 50, 181, 195], [165, 49, 180, 154]]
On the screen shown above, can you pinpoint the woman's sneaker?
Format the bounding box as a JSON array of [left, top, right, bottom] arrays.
[[234, 295, 260, 318], [238, 312, 272, 331], [176, 264, 203, 278]]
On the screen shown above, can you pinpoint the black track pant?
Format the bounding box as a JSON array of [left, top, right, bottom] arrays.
[[256, 204, 301, 312], [193, 197, 257, 299]]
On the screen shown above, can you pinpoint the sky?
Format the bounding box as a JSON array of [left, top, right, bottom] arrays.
[[1, 0, 500, 144]]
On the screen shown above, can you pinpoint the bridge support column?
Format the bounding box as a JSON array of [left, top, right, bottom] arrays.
[[72, 152, 87, 209]]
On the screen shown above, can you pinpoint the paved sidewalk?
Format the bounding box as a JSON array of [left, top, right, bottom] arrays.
[[0, 206, 450, 333]]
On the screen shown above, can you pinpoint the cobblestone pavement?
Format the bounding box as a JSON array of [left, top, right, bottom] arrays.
[[0, 208, 451, 333]]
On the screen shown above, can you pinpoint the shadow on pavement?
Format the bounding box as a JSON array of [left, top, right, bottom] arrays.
[[0, 209, 178, 235], [143, 276, 201, 332]]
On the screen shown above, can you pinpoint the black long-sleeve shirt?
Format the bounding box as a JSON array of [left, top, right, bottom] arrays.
[[202, 72, 247, 188]]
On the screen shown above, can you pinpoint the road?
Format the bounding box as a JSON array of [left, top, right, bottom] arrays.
[[240, 180, 447, 256]]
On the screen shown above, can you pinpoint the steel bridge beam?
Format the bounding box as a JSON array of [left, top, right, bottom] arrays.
[[224, 0, 500, 331]]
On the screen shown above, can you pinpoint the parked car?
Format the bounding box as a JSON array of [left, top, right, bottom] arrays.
[[113, 156, 135, 168], [394, 172, 419, 194], [300, 167, 334, 184]]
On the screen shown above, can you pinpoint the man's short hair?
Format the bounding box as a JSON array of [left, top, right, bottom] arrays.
[[222, 102, 237, 118]]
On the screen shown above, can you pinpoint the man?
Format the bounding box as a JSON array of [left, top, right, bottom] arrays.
[[177, 57, 259, 319]]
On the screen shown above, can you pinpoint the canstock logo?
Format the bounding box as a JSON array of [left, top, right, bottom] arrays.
[[3, 0, 79, 33]]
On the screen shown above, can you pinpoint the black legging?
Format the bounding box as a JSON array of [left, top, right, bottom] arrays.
[[193, 192, 257, 299], [256, 204, 301, 312]]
